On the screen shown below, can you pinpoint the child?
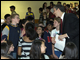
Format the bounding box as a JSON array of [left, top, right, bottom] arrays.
[[59, 42, 78, 59], [43, 21, 55, 59], [46, 21, 55, 35], [10, 5, 17, 15], [46, 7, 55, 19], [36, 26, 44, 39], [18, 22, 37, 59], [18, 16, 34, 37], [7, 40, 14, 55], [26, 39, 49, 59], [39, 7, 43, 23], [51, 17, 61, 59], [1, 14, 20, 59], [1, 42, 14, 59], [25, 7, 35, 20], [1, 14, 11, 32]]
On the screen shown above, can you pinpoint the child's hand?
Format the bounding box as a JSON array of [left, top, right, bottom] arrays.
[[21, 29, 25, 37], [1, 38, 7, 43]]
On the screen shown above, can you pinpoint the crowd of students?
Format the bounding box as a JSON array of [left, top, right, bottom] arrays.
[[1, 1, 79, 59]]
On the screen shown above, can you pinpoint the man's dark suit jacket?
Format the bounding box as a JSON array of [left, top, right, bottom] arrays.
[[61, 13, 79, 50]]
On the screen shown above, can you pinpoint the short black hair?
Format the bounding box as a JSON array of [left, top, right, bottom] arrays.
[[57, 1, 61, 5], [66, 4, 70, 8], [54, 5, 65, 12], [46, 7, 50, 10], [39, 8, 43, 12], [26, 16, 34, 22], [25, 22, 37, 40], [10, 5, 15, 10], [46, 21, 53, 26], [28, 7, 31, 10], [4, 14, 10, 19]]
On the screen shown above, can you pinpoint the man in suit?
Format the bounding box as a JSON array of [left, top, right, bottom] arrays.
[[53, 5, 79, 58]]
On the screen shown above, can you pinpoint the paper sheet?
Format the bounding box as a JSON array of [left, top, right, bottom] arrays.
[[54, 34, 66, 51]]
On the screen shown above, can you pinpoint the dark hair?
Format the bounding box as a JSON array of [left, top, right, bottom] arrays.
[[50, 2, 53, 6], [18, 19, 27, 28], [62, 42, 78, 59], [25, 22, 37, 40], [1, 42, 9, 55], [26, 16, 34, 22], [39, 8, 43, 12], [43, 2, 47, 9], [29, 39, 45, 59], [37, 26, 44, 38], [46, 21, 53, 26], [54, 5, 65, 12], [4, 14, 10, 19], [57, 1, 61, 5], [46, 7, 50, 10], [66, 4, 70, 8], [7, 40, 13, 49], [28, 7, 31, 10], [1, 42, 14, 59], [10, 5, 15, 10]]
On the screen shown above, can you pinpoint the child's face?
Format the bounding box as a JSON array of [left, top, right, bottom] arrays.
[[41, 42, 46, 53], [5, 16, 11, 24], [37, 27, 43, 35], [47, 24, 53, 31], [13, 15, 20, 24], [9, 44, 14, 52], [54, 20, 60, 27]]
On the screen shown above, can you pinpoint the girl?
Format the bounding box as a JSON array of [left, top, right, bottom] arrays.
[[36, 26, 44, 39], [18, 22, 37, 59], [26, 39, 49, 59], [59, 42, 78, 59], [51, 17, 61, 59]]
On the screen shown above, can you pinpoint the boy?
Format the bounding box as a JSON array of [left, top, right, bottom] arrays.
[[43, 21, 55, 59], [25, 7, 35, 20], [1, 14, 11, 32], [10, 5, 17, 15], [1, 14, 20, 59]]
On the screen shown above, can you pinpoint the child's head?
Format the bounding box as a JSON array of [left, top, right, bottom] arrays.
[[25, 22, 37, 40], [46, 7, 50, 13], [7, 40, 14, 53], [28, 7, 31, 12], [37, 26, 44, 35], [46, 21, 53, 31], [10, 14, 20, 24], [43, 12, 47, 17], [39, 7, 43, 13], [30, 39, 46, 59], [1, 42, 9, 55], [26, 16, 34, 23], [4, 14, 11, 24], [62, 42, 78, 59], [53, 17, 61, 28], [10, 5, 15, 12]]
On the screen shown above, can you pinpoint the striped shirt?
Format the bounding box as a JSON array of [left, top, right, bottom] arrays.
[[18, 38, 32, 59]]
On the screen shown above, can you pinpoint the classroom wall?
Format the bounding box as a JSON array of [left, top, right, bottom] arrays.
[[1, 1, 79, 19]]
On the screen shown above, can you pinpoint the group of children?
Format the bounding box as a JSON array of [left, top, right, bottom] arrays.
[[1, 13, 79, 59], [1, 1, 79, 59]]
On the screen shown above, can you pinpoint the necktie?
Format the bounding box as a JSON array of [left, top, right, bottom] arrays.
[[60, 19, 62, 34]]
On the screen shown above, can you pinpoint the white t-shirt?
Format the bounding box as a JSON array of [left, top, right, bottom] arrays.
[[51, 29, 59, 37], [51, 29, 59, 51]]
